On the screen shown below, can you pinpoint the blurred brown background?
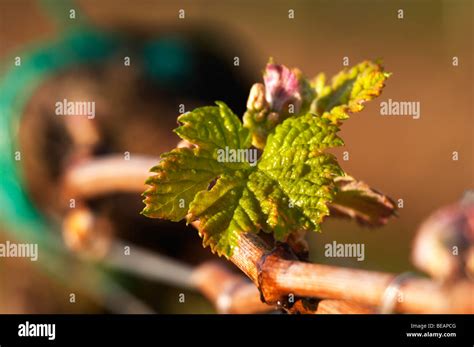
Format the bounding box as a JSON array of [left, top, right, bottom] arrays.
[[0, 0, 472, 312]]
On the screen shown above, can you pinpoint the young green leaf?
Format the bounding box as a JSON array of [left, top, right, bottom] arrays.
[[143, 102, 344, 257], [329, 176, 397, 226], [142, 60, 393, 258], [312, 60, 390, 123]]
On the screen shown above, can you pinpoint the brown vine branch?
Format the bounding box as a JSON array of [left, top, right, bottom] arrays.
[[228, 233, 473, 313], [61, 155, 474, 314], [62, 155, 158, 199], [191, 261, 272, 314], [62, 205, 365, 314], [191, 261, 371, 314]]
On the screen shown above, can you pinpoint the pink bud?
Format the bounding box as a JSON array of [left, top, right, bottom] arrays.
[[264, 63, 302, 114]]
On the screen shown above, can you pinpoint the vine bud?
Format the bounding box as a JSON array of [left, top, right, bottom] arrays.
[[246, 83, 267, 111], [264, 62, 302, 114]]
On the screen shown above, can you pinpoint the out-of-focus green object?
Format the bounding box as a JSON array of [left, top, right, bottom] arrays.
[[0, 29, 120, 236]]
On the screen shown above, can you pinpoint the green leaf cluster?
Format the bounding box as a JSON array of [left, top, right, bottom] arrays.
[[142, 60, 391, 257]]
